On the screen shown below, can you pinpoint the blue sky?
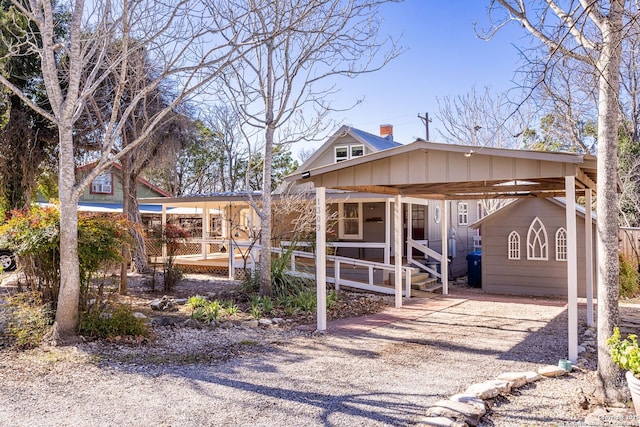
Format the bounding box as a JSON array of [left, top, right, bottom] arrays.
[[322, 1, 530, 146]]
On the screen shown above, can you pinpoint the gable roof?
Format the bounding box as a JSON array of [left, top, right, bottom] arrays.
[[297, 125, 402, 172], [470, 197, 596, 229], [287, 139, 597, 200], [77, 161, 171, 197]]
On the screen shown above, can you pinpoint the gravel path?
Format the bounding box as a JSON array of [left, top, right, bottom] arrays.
[[0, 295, 600, 426]]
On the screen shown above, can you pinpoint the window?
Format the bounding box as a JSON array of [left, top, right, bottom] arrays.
[[508, 231, 520, 260], [458, 202, 468, 225], [335, 146, 348, 162], [335, 144, 364, 163], [338, 202, 362, 239], [90, 172, 113, 195], [527, 217, 548, 260], [555, 227, 567, 261]]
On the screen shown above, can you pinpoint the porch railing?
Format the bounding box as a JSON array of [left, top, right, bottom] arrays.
[[406, 238, 448, 281]]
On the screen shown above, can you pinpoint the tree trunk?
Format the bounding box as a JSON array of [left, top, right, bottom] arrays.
[[127, 174, 150, 273], [120, 157, 130, 294], [595, 0, 626, 402], [49, 123, 81, 341], [259, 125, 274, 296]]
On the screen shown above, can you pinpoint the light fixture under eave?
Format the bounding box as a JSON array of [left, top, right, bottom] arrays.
[[464, 150, 474, 158], [301, 171, 311, 179]]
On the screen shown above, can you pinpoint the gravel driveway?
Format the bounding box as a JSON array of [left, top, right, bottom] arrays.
[[0, 293, 596, 426]]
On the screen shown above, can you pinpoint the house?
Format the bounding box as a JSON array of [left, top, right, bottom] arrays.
[[286, 124, 483, 278], [470, 197, 597, 297], [140, 125, 484, 294], [75, 162, 171, 216]]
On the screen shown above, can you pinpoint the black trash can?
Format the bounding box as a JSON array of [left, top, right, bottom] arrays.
[[466, 250, 482, 288]]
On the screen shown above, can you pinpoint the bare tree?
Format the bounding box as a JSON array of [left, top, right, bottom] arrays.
[[437, 86, 533, 149], [208, 0, 402, 296], [0, 0, 246, 341], [486, 0, 626, 402]]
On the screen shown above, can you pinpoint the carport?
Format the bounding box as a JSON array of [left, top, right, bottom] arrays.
[[287, 139, 598, 362]]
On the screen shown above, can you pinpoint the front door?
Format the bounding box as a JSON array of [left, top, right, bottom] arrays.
[[403, 204, 427, 256]]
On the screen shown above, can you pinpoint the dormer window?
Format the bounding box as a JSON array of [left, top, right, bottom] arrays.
[[91, 171, 114, 195], [335, 144, 364, 162]]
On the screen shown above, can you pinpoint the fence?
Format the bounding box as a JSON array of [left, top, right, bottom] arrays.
[[620, 227, 640, 265]]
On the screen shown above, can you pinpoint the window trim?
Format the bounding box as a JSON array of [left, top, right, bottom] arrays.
[[338, 202, 363, 240], [555, 227, 567, 261], [527, 217, 549, 260], [335, 146, 349, 162], [508, 231, 520, 260], [90, 171, 114, 195], [458, 202, 468, 226], [335, 144, 365, 163]]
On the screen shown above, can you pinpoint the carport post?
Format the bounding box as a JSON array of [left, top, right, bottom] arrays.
[[441, 200, 449, 295], [566, 176, 578, 363], [161, 205, 167, 261], [316, 186, 327, 331], [394, 194, 403, 308], [584, 189, 594, 327], [202, 202, 209, 260]]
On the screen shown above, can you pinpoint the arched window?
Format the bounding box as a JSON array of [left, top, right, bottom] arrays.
[[508, 231, 520, 260], [527, 217, 548, 260], [555, 227, 567, 261]]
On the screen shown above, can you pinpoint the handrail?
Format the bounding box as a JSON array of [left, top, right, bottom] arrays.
[[407, 238, 449, 280]]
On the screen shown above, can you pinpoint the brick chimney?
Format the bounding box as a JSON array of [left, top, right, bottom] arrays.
[[380, 124, 393, 141]]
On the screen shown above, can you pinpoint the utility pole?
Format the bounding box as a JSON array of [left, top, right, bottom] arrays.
[[418, 112, 432, 141]]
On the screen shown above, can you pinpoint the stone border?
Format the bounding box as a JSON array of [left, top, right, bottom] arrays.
[[416, 365, 567, 427]]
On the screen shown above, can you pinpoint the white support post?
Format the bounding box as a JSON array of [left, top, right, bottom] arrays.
[[584, 189, 594, 327], [566, 176, 578, 363], [394, 194, 403, 308], [161, 205, 167, 261], [228, 237, 235, 280], [316, 187, 327, 331], [441, 200, 449, 295], [202, 202, 209, 260], [383, 198, 391, 285], [334, 259, 340, 292]]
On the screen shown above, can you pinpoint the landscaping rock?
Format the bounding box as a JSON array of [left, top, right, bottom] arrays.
[[497, 372, 527, 389], [182, 318, 201, 329], [538, 365, 569, 377], [523, 371, 543, 383], [272, 317, 284, 324], [150, 296, 176, 311], [448, 394, 486, 414], [151, 316, 175, 327], [258, 318, 273, 327], [416, 416, 468, 427], [133, 312, 147, 319], [242, 320, 259, 328], [465, 380, 511, 399], [425, 399, 484, 426]]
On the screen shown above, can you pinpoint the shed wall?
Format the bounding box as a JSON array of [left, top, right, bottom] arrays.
[[480, 198, 594, 297]]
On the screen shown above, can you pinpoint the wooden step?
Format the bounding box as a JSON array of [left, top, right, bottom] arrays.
[[411, 276, 438, 291]]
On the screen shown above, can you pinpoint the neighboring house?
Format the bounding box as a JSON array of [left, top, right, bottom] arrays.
[[470, 197, 596, 297], [75, 162, 171, 213]]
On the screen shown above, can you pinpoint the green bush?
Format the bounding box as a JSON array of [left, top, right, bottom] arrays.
[[0, 292, 52, 349], [79, 304, 149, 339], [620, 254, 640, 298], [0, 206, 134, 309], [191, 300, 223, 323]]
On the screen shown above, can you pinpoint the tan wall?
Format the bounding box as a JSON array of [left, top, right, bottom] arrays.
[[305, 136, 372, 170], [479, 198, 594, 297]]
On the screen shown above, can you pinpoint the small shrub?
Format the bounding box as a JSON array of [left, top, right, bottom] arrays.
[[79, 304, 149, 339], [224, 302, 239, 316], [250, 302, 262, 319], [191, 300, 223, 323], [620, 254, 640, 298], [327, 291, 339, 309], [0, 292, 52, 349], [186, 295, 209, 310], [295, 290, 316, 312]]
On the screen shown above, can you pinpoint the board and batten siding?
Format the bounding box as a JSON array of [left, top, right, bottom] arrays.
[[479, 198, 594, 297]]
